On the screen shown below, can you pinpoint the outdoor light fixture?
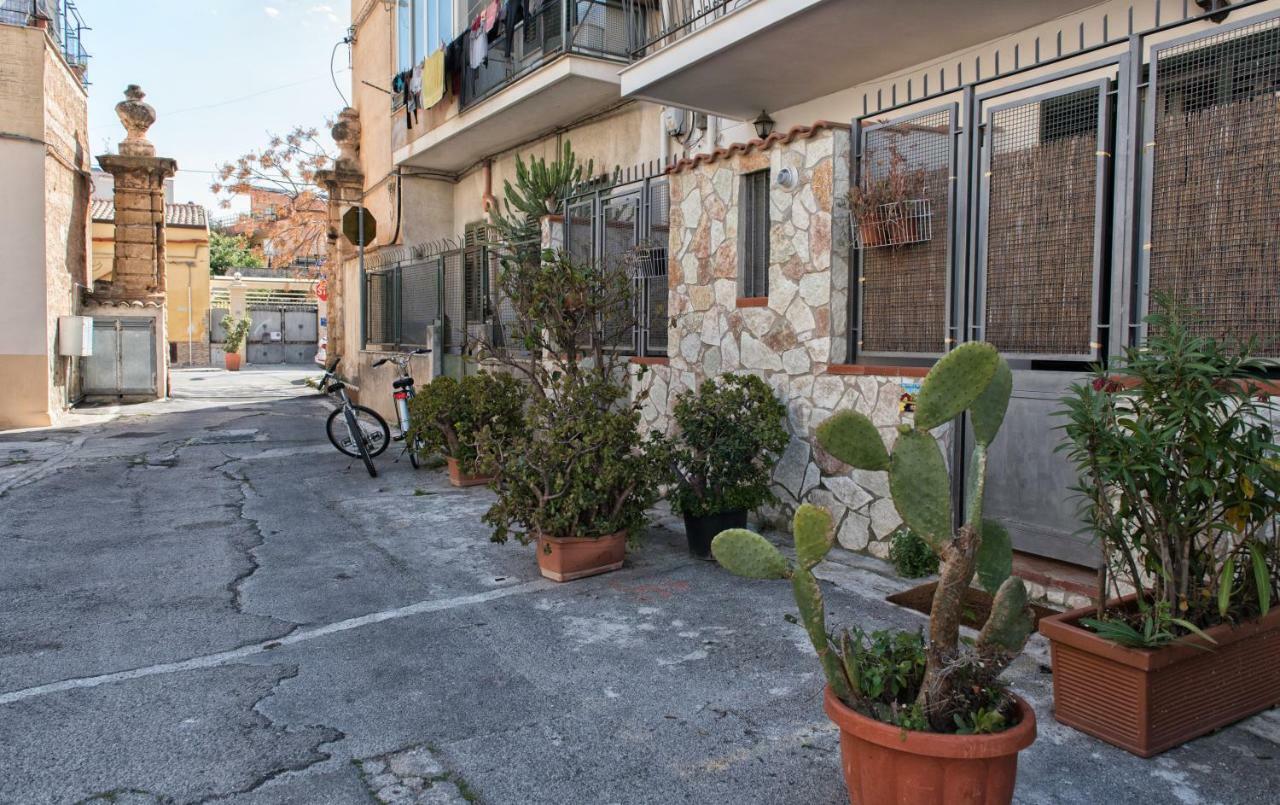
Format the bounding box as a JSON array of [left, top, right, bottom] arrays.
[[752, 110, 775, 139]]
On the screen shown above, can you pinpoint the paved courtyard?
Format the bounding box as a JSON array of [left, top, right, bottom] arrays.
[[1, 369, 1277, 804]]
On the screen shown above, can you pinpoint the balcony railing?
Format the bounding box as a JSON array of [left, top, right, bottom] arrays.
[[627, 0, 756, 59], [459, 0, 638, 111], [0, 0, 90, 84]]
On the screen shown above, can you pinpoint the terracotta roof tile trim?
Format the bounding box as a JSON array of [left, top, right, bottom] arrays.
[[665, 121, 850, 175]]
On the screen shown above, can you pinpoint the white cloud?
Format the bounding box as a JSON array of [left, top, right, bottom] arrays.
[[264, 6, 280, 17], [308, 4, 335, 13]]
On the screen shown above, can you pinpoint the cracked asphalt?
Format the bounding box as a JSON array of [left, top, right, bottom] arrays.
[[1, 368, 1277, 804]]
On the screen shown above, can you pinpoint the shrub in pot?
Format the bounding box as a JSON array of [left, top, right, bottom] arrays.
[[655, 374, 788, 558], [712, 343, 1037, 805], [406, 372, 523, 487], [472, 142, 661, 581], [220, 314, 251, 371], [1047, 303, 1280, 756]]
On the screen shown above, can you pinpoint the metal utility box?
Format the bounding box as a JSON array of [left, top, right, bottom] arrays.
[[58, 316, 93, 357]]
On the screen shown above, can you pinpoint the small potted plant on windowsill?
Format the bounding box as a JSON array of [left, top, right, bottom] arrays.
[[407, 372, 524, 487], [1044, 302, 1280, 757], [713, 343, 1037, 805], [848, 140, 930, 249], [220, 314, 251, 371], [655, 374, 788, 559]]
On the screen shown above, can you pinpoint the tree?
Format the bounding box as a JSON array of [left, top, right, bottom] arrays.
[[209, 231, 265, 275], [210, 125, 333, 273]]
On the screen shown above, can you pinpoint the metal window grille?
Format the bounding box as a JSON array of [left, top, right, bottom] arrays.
[[562, 171, 671, 357], [1146, 18, 1280, 355], [441, 248, 466, 353], [739, 170, 769, 299], [856, 107, 954, 357], [981, 84, 1106, 359], [463, 223, 490, 324], [399, 258, 440, 347]]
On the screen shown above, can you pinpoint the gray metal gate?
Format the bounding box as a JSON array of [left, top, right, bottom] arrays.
[[82, 317, 156, 396], [210, 305, 318, 365]]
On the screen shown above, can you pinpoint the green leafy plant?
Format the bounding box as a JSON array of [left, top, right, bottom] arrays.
[[1058, 300, 1280, 642], [655, 374, 789, 518], [407, 373, 524, 473], [209, 231, 264, 275], [220, 314, 252, 353], [713, 342, 1034, 733], [888, 527, 939, 579], [473, 142, 659, 546]]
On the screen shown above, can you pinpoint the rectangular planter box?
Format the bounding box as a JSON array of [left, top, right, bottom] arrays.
[[1040, 599, 1280, 757]]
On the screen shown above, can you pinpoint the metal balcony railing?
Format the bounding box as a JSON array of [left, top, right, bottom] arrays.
[[627, 0, 756, 59], [0, 0, 90, 84], [459, 0, 640, 110]]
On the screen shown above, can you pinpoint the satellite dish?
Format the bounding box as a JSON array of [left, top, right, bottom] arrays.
[[342, 206, 376, 246]]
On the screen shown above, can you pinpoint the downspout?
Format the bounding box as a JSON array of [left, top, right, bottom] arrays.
[[707, 115, 720, 152], [482, 159, 496, 213], [659, 107, 670, 166]]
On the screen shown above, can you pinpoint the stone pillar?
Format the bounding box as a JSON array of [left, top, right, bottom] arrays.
[[95, 86, 176, 302], [315, 107, 364, 363]]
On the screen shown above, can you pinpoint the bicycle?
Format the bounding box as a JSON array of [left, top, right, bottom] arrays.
[[371, 348, 432, 469], [319, 358, 390, 477]]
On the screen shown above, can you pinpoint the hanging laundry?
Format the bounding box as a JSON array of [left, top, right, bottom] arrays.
[[469, 21, 489, 69], [528, 0, 544, 12], [420, 48, 446, 109], [502, 0, 528, 57], [410, 59, 424, 114], [444, 31, 467, 95], [481, 0, 500, 33]]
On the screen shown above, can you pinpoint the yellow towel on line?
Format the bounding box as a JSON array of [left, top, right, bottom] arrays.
[[421, 48, 445, 110]]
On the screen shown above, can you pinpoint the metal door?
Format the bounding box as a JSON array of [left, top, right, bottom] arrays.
[[967, 70, 1119, 566], [82, 317, 156, 396], [247, 308, 284, 364], [283, 308, 318, 363]]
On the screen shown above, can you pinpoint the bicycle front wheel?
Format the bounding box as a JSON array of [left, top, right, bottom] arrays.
[[326, 405, 391, 459]]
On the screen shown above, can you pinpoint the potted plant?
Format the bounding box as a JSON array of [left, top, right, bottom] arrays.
[[655, 374, 788, 558], [473, 143, 661, 582], [713, 343, 1037, 805], [848, 139, 929, 249], [407, 372, 524, 487], [1045, 303, 1280, 757], [220, 314, 251, 371]]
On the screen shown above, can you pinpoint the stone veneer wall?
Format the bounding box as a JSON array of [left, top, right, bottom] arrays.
[[632, 126, 944, 560]]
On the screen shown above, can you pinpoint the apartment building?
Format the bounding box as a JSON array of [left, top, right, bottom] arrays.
[[0, 0, 91, 429], [345, 0, 1278, 582]]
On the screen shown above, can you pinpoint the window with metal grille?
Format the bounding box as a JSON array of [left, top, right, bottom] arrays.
[[739, 170, 770, 299], [1146, 19, 1280, 355], [857, 107, 954, 357], [981, 83, 1106, 360]]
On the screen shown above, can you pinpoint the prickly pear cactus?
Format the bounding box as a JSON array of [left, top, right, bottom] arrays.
[[815, 341, 1032, 729]]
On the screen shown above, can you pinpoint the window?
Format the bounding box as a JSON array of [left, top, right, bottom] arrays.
[[739, 170, 770, 298], [399, 0, 456, 71]]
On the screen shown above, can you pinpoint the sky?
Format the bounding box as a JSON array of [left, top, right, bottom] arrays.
[[86, 1, 353, 215]]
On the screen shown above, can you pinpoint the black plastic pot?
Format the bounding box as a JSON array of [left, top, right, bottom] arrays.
[[682, 509, 748, 559]]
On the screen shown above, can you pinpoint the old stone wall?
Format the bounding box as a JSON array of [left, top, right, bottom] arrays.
[[645, 125, 942, 559]]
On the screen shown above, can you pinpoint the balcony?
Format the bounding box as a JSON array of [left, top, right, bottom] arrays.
[[395, 0, 637, 173], [620, 0, 1100, 119], [0, 0, 89, 85]]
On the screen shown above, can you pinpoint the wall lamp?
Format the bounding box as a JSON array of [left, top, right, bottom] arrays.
[[752, 110, 775, 139]]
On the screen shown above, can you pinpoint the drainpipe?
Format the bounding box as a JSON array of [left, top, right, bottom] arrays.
[[659, 107, 670, 167], [482, 159, 496, 213], [707, 115, 720, 152]]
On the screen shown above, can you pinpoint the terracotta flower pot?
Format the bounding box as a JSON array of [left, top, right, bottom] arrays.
[[536, 531, 627, 582], [224, 352, 242, 371], [823, 687, 1036, 805], [446, 457, 494, 488], [1040, 597, 1280, 757]]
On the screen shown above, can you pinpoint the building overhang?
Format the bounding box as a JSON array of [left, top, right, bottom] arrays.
[[395, 55, 624, 173], [619, 0, 1103, 120]]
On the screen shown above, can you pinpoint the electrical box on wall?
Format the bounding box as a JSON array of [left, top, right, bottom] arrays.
[[58, 316, 93, 357]]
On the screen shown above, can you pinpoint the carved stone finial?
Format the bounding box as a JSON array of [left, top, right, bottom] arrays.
[[116, 84, 157, 157], [331, 107, 361, 172]]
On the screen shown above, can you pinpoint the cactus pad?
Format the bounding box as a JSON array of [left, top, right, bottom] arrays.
[[978, 576, 1034, 653], [975, 520, 1013, 595], [970, 356, 1013, 446], [914, 342, 1000, 430], [888, 429, 952, 549], [711, 529, 789, 580], [794, 504, 835, 569], [792, 565, 851, 700], [815, 411, 890, 471]]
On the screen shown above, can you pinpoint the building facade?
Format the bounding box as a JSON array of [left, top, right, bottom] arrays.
[[0, 2, 91, 429], [344, 0, 1280, 591]]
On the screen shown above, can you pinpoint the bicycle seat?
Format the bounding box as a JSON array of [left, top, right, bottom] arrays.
[[326, 380, 346, 392], [371, 358, 388, 368], [392, 377, 414, 389]]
